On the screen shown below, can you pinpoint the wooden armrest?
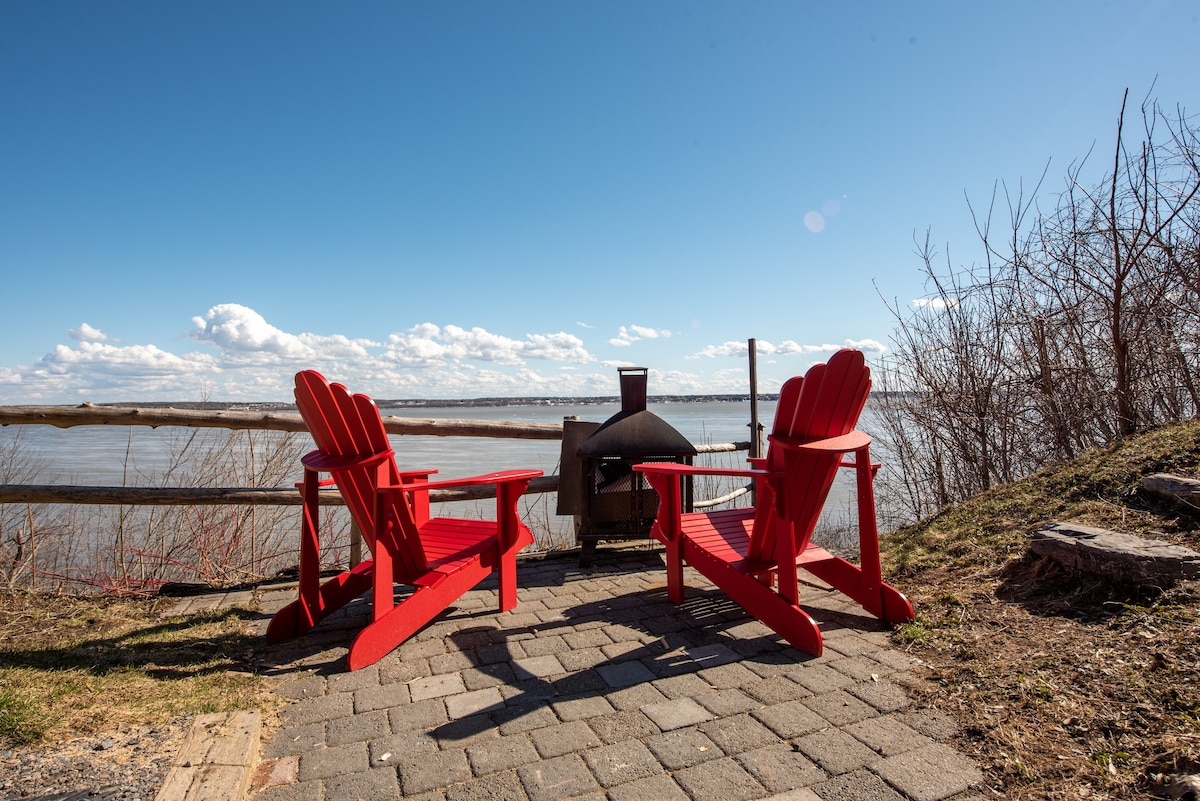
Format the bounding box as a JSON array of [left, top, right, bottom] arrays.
[[768, 429, 872, 454], [380, 469, 542, 493], [633, 463, 774, 480], [301, 449, 393, 471], [396, 469, 438, 480]]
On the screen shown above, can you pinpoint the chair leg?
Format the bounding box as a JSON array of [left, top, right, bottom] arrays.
[[685, 542, 823, 656], [347, 562, 489, 670], [801, 555, 914, 623], [665, 537, 685, 604], [495, 482, 528, 611], [497, 540, 519, 613], [265, 561, 374, 643]]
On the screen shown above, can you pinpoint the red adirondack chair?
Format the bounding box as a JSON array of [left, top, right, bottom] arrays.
[[266, 371, 542, 670], [634, 349, 913, 656]]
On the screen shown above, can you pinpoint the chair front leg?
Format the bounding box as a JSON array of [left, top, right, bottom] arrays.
[[643, 472, 685, 604], [495, 478, 532, 611], [298, 468, 323, 627], [372, 490, 395, 622]]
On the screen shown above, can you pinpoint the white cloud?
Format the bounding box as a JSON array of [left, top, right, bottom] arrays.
[[913, 297, 960, 310], [689, 341, 750, 359], [0, 305, 612, 403], [186, 304, 378, 364], [523, 332, 593, 362], [16, 340, 224, 401], [690, 339, 886, 359], [845, 338, 887, 353], [0, 303, 889, 404], [69, 323, 110, 342], [384, 324, 593, 367], [609, 324, 673, 347]]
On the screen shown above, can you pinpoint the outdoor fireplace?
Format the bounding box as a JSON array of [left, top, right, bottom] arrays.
[[558, 367, 696, 566]]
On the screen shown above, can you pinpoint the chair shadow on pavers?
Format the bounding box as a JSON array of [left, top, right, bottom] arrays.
[[255, 551, 983, 801], [255, 549, 879, 681]]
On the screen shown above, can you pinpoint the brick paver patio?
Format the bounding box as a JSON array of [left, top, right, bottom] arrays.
[[228, 547, 983, 801]]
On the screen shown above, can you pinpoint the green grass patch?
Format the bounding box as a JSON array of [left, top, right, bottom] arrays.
[[0, 593, 277, 749]]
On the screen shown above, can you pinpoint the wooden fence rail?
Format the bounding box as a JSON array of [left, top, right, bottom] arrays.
[[0, 477, 563, 506], [0, 404, 564, 440]]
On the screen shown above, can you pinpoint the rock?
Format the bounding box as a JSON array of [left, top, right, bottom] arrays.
[[1031, 522, 1200, 583], [1142, 473, 1200, 511]]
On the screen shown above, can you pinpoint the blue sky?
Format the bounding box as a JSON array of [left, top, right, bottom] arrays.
[[2, 1, 1197, 403]]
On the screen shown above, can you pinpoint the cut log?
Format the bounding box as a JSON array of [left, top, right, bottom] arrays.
[[1031, 522, 1200, 583], [1142, 473, 1200, 509]]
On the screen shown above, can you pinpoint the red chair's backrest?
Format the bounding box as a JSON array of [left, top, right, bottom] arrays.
[[747, 349, 871, 563], [294, 370, 428, 575]]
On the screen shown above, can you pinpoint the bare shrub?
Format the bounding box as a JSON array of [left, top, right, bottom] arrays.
[[875, 90, 1200, 519]]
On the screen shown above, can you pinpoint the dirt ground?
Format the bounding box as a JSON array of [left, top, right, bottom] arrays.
[[894, 538, 1200, 799]]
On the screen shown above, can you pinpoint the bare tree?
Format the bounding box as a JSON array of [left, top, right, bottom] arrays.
[[875, 91, 1200, 519]]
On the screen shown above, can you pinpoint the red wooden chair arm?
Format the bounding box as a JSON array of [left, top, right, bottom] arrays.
[[633, 463, 776, 480], [396, 469, 438, 481], [301, 449, 394, 471], [767, 429, 872, 454], [378, 468, 542, 494]]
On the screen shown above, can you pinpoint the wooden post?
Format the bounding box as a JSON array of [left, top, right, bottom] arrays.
[[748, 338, 762, 460], [748, 338, 762, 506], [350, 522, 362, 567]]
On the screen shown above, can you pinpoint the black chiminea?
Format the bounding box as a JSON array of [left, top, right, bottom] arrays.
[[557, 367, 696, 566]]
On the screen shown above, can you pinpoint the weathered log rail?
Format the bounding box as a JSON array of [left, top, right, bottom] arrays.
[[0, 404, 565, 440]]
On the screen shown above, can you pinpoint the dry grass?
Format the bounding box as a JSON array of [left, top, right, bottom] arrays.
[[882, 420, 1200, 799], [0, 592, 278, 748]]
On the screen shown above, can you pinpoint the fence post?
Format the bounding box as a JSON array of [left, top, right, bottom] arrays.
[[350, 522, 362, 567]]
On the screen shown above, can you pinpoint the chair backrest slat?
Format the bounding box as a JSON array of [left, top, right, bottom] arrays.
[[747, 350, 870, 563], [295, 370, 428, 576]]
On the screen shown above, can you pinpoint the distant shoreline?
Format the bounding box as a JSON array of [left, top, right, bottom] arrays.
[[101, 394, 776, 412]]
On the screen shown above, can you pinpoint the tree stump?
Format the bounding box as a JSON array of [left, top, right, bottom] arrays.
[[1031, 522, 1200, 583]]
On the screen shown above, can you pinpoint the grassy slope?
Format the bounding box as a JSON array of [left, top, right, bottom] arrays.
[[881, 420, 1200, 799]]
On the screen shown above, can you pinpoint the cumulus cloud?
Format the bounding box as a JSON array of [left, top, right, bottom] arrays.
[[913, 297, 960, 310], [15, 340, 225, 401], [384, 324, 593, 367], [69, 323, 110, 342], [690, 339, 886, 359], [844, 338, 887, 353], [188, 304, 382, 364], [609, 325, 672, 347], [190, 304, 314, 360], [42, 341, 216, 375], [0, 304, 615, 403]]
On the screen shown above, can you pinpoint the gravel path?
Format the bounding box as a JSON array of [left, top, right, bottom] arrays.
[[0, 718, 188, 801]]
